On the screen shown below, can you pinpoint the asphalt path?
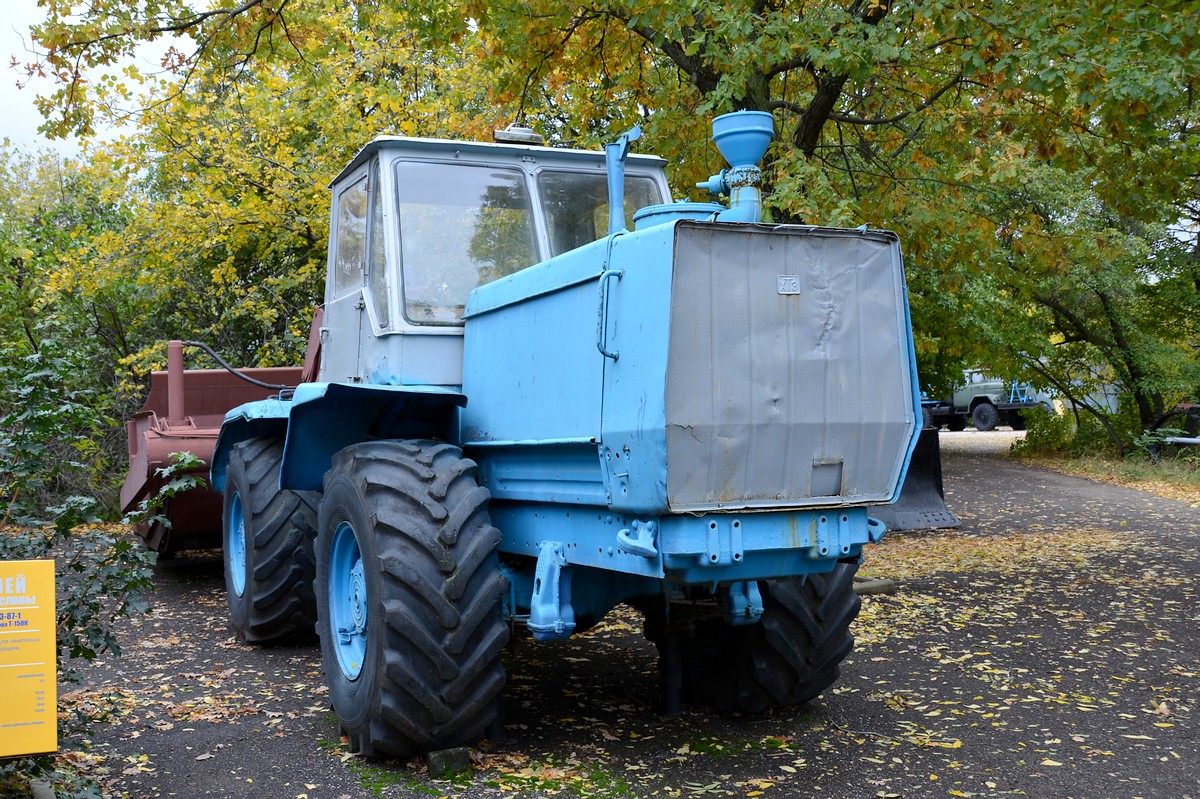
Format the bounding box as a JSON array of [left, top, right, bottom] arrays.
[[73, 431, 1199, 798]]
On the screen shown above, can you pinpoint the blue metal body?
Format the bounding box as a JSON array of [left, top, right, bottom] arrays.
[[211, 113, 922, 642]]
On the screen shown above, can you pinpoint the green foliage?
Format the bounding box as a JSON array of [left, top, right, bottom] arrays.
[[0, 514, 155, 797], [1131, 426, 1198, 465], [1131, 405, 1200, 468], [25, 1, 520, 377], [121, 451, 207, 532], [959, 158, 1200, 442], [1011, 409, 1091, 457], [0, 328, 157, 797], [1011, 404, 1136, 459], [0, 145, 140, 516], [0, 339, 113, 526]]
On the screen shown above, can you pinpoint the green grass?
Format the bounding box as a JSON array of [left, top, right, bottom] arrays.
[[1012, 451, 1200, 503]]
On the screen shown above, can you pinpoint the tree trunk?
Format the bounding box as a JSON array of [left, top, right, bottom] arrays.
[[791, 75, 850, 157]]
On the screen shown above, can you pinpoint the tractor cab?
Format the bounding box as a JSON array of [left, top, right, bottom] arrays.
[[319, 136, 671, 387]]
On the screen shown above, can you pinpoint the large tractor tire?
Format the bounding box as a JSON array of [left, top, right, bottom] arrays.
[[971, 402, 999, 432], [682, 560, 861, 713], [223, 437, 320, 644], [315, 440, 509, 758]]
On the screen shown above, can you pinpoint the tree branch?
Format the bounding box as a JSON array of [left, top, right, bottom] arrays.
[[624, 20, 720, 93], [1023, 357, 1129, 455], [47, 0, 275, 57], [828, 73, 964, 126]]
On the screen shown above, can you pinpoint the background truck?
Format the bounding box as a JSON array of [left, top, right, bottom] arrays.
[[925, 374, 1045, 432], [132, 111, 923, 757]]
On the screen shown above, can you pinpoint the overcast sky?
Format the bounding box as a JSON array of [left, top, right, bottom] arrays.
[[1, 0, 62, 152], [1, 0, 173, 156]]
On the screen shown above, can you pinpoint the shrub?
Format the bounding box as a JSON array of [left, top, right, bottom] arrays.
[[0, 337, 160, 796]]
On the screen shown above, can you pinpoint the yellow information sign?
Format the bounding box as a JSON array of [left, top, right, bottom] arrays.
[[0, 559, 57, 757]]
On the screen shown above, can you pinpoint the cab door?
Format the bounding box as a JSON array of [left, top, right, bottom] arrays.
[[320, 166, 371, 383]]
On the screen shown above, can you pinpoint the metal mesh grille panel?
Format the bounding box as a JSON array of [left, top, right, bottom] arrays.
[[665, 224, 915, 510]]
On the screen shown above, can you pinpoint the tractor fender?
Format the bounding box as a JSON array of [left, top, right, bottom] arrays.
[[210, 397, 293, 493], [210, 382, 466, 493]]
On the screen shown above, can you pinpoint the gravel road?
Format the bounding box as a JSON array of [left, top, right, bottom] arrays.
[[70, 431, 1198, 799]]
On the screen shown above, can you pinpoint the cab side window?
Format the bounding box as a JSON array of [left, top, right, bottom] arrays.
[[365, 166, 391, 328], [332, 176, 368, 297]]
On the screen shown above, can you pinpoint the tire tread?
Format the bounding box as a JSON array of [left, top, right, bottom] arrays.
[[224, 438, 318, 644], [318, 440, 508, 757]]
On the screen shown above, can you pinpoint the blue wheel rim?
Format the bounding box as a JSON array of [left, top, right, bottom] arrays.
[[329, 521, 367, 681], [226, 492, 247, 597]]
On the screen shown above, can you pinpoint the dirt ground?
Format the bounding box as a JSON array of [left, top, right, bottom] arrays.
[[66, 430, 1199, 799]]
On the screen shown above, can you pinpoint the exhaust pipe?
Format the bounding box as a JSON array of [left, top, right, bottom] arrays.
[[167, 339, 186, 423], [604, 125, 642, 235]]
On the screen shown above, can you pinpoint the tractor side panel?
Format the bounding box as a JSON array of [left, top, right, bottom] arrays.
[[461, 240, 611, 503]]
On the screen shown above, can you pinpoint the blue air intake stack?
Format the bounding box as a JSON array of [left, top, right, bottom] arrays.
[[697, 110, 775, 223]]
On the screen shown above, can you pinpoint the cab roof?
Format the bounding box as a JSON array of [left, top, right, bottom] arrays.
[[331, 135, 668, 187]]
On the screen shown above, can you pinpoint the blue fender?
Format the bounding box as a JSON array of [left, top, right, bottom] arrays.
[[210, 382, 467, 493], [209, 397, 292, 492]]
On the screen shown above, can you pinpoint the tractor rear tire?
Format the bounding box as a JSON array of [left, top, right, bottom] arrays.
[[315, 440, 509, 758], [684, 561, 861, 713], [223, 437, 319, 644], [971, 402, 999, 432]]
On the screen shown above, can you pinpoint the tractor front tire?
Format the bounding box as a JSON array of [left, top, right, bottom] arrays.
[[223, 437, 319, 644], [315, 440, 509, 758], [685, 561, 861, 714], [971, 402, 999, 432]]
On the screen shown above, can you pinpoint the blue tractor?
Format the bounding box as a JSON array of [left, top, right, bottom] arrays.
[[209, 112, 922, 757]]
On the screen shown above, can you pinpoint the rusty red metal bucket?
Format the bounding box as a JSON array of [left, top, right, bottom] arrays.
[[121, 342, 301, 553]]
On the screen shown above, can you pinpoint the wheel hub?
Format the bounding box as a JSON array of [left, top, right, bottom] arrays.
[[226, 492, 247, 597], [339, 561, 368, 644], [329, 521, 367, 680]]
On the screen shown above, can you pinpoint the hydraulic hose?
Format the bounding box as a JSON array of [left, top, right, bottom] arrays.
[[181, 340, 294, 391]]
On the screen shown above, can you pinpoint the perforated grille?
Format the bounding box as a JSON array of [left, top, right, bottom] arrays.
[[664, 223, 915, 511]]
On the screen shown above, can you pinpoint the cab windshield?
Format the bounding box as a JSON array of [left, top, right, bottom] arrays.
[[396, 161, 537, 324], [394, 160, 664, 325], [539, 171, 663, 256]]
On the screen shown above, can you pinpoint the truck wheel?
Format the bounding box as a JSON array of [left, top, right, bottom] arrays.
[[223, 437, 319, 644], [971, 402, 999, 432], [685, 561, 861, 713], [315, 440, 508, 758], [947, 415, 966, 432], [1009, 412, 1027, 431]]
